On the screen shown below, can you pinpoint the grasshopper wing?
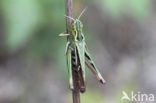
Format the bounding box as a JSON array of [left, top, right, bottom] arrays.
[[75, 41, 86, 83]]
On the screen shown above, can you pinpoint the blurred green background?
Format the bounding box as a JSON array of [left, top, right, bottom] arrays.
[[0, 0, 156, 103]]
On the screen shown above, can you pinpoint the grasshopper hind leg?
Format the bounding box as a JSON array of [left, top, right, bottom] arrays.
[[85, 50, 106, 84], [67, 49, 74, 90]]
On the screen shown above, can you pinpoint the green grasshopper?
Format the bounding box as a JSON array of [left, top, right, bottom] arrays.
[[60, 8, 105, 93]]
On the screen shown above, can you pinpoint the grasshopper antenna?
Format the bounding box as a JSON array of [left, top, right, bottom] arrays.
[[64, 15, 75, 21], [78, 6, 88, 20]]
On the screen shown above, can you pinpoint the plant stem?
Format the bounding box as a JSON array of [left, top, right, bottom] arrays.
[[65, 0, 73, 33], [65, 0, 80, 103]]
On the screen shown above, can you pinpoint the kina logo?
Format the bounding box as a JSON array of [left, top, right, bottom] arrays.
[[121, 91, 155, 102]]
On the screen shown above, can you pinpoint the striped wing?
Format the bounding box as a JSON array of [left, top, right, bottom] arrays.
[[76, 48, 86, 93]]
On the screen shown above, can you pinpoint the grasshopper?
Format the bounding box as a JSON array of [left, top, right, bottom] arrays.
[[60, 8, 105, 93]]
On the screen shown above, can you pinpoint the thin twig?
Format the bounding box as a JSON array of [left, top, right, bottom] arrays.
[[65, 0, 73, 33], [65, 0, 80, 103]]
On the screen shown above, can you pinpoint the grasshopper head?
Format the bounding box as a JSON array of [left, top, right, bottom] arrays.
[[74, 19, 84, 41], [75, 19, 83, 31]]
